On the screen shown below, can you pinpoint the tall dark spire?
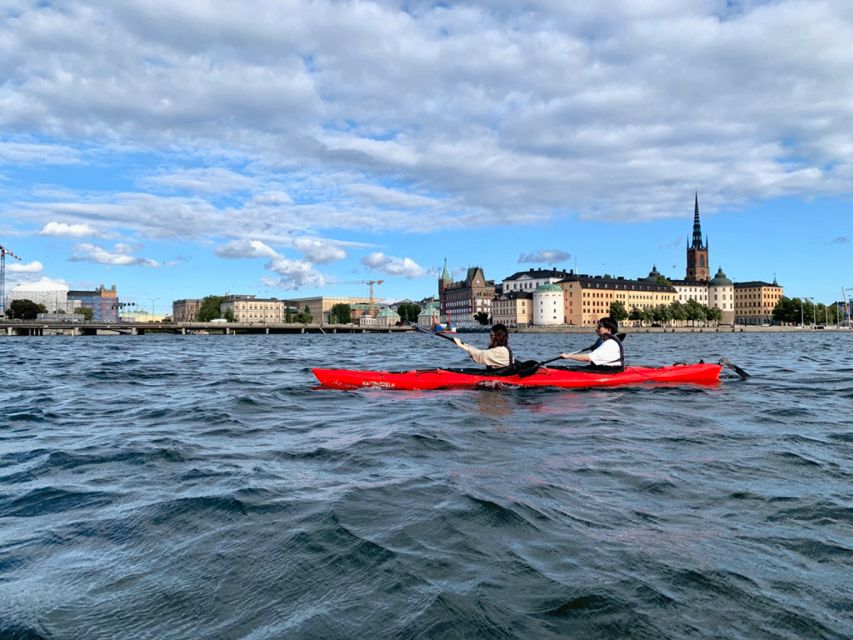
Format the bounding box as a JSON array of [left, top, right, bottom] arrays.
[[691, 191, 704, 249]]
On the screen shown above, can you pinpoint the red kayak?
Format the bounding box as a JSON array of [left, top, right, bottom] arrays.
[[312, 362, 723, 390]]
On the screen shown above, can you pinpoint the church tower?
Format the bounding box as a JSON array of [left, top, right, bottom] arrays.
[[686, 192, 710, 281]]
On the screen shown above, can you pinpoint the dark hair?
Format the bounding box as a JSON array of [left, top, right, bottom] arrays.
[[597, 317, 618, 333], [489, 323, 509, 349]]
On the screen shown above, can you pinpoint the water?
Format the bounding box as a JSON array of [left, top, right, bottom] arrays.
[[1, 331, 851, 639]]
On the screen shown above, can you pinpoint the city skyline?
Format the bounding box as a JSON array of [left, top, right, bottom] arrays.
[[2, 2, 852, 311]]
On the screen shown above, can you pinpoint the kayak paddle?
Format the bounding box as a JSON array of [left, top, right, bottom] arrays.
[[410, 322, 462, 344], [719, 357, 750, 380], [516, 333, 627, 378]]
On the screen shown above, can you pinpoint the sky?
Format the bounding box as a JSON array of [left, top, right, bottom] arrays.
[[2, 0, 852, 314]]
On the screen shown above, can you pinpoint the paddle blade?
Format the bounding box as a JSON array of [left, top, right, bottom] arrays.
[[719, 357, 750, 380], [515, 360, 542, 378]]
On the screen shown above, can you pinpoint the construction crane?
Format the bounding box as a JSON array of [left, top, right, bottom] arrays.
[[332, 279, 384, 317], [0, 244, 21, 315]]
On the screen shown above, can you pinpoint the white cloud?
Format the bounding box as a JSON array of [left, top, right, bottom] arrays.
[[215, 239, 280, 259], [7, 260, 43, 273], [518, 250, 571, 264], [39, 221, 99, 237], [291, 237, 346, 264], [144, 167, 257, 194], [70, 243, 159, 267], [361, 252, 426, 278], [0, 142, 81, 166], [0, 0, 852, 238], [263, 257, 326, 290]]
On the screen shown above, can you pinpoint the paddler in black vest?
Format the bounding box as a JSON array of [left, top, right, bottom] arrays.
[[452, 323, 513, 370], [560, 316, 624, 372]]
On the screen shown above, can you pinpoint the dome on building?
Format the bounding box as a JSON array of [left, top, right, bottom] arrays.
[[709, 267, 733, 287], [9, 278, 70, 313], [643, 265, 662, 283], [535, 282, 561, 292]]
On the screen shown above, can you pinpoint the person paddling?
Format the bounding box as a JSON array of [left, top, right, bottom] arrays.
[[560, 317, 624, 372], [453, 323, 513, 370]]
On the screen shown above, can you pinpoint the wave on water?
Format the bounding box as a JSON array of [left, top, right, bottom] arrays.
[[1, 333, 851, 638]]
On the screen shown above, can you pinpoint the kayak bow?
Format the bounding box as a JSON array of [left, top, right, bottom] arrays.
[[312, 362, 723, 390]]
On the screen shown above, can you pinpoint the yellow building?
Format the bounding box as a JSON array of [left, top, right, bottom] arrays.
[[491, 291, 533, 327], [559, 274, 678, 326], [734, 280, 783, 325], [287, 296, 371, 323], [220, 295, 286, 323]]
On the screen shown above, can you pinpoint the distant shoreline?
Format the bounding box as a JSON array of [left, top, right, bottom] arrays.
[[515, 325, 849, 334]]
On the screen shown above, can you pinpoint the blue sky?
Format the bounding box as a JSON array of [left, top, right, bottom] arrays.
[[2, 1, 852, 314]]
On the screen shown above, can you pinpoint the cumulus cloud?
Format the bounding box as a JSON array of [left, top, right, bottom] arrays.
[[70, 243, 159, 267], [263, 257, 326, 290], [216, 239, 280, 259], [361, 252, 426, 278], [7, 260, 43, 273], [39, 221, 99, 237], [2, 1, 852, 227], [291, 237, 346, 264], [518, 249, 572, 264]]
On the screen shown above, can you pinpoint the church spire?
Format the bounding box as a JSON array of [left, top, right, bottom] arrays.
[[691, 191, 705, 250]]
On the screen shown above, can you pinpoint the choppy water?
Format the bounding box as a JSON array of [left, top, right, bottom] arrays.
[[1, 331, 851, 639]]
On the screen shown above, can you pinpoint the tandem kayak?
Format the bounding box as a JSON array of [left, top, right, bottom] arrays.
[[312, 362, 725, 390]]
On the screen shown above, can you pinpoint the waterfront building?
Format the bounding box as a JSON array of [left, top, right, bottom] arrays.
[[708, 267, 735, 324], [376, 307, 401, 327], [219, 295, 286, 323], [417, 302, 441, 327], [9, 279, 69, 313], [438, 263, 496, 325], [67, 284, 119, 321], [558, 273, 678, 326], [501, 268, 574, 293], [734, 280, 783, 325], [533, 283, 565, 325], [287, 296, 371, 324], [491, 291, 533, 327], [172, 298, 202, 322]]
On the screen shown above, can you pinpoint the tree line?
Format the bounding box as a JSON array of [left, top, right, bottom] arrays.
[[609, 299, 723, 325]]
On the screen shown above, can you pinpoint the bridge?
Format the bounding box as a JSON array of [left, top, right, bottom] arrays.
[[0, 321, 416, 337]]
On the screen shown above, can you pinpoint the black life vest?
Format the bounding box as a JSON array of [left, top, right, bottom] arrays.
[[586, 334, 624, 373]]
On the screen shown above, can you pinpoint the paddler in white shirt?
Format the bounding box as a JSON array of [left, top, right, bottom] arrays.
[[560, 317, 624, 372]]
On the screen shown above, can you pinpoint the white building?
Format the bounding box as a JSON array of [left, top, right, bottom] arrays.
[[533, 283, 565, 325], [9, 279, 69, 312], [708, 267, 735, 324], [501, 268, 574, 294]]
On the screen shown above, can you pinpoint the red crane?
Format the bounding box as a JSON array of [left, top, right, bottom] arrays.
[[0, 244, 21, 315]]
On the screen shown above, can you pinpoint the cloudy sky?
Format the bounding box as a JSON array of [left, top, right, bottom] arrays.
[[2, 0, 852, 311]]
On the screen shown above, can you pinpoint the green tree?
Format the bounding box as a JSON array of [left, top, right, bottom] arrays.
[[706, 306, 722, 324], [396, 302, 422, 324], [223, 308, 235, 322], [295, 305, 313, 324], [668, 301, 686, 325], [474, 311, 490, 325], [329, 303, 352, 324], [196, 295, 225, 321], [652, 304, 670, 324], [7, 299, 47, 320], [74, 306, 94, 321], [685, 299, 706, 325], [609, 300, 628, 322], [655, 274, 672, 285]]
